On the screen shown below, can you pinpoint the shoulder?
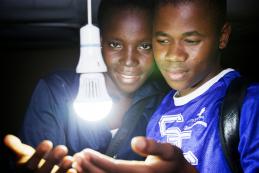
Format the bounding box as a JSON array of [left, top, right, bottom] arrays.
[[33, 70, 79, 98], [39, 70, 79, 89], [42, 70, 79, 86], [246, 82, 259, 97], [243, 82, 259, 106], [240, 82, 259, 124], [223, 74, 259, 110]]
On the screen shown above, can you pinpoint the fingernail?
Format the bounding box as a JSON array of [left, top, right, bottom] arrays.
[[72, 162, 82, 173], [133, 138, 146, 150]]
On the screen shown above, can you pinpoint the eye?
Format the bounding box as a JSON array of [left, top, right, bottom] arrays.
[[108, 41, 122, 49], [156, 38, 170, 45], [184, 39, 201, 45], [139, 42, 152, 50]]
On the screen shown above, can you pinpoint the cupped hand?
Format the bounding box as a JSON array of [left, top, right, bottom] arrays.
[[72, 136, 198, 173], [4, 134, 74, 173]]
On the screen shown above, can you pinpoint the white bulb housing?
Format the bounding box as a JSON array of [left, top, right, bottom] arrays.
[[76, 24, 107, 73], [74, 73, 113, 121]]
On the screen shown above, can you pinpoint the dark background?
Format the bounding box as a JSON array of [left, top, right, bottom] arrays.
[[0, 0, 258, 172]]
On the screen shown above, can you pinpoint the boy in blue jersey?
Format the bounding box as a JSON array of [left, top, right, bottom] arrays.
[[68, 0, 259, 173], [145, 0, 259, 172]]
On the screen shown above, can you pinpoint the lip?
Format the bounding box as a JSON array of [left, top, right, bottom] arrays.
[[115, 71, 141, 84], [163, 69, 187, 81]]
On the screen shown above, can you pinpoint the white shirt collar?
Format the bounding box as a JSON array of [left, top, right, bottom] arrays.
[[173, 68, 234, 106]]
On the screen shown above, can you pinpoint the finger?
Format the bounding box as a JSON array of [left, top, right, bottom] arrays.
[[4, 134, 35, 163], [80, 149, 149, 173], [131, 136, 183, 160], [26, 140, 53, 170], [38, 145, 68, 173], [72, 152, 85, 173], [132, 137, 193, 173], [74, 150, 110, 173], [66, 168, 77, 173], [82, 149, 115, 171], [81, 157, 107, 173], [131, 136, 148, 157], [56, 156, 74, 173], [73, 150, 113, 173]]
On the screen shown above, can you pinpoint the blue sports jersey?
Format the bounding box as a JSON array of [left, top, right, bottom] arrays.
[[147, 69, 259, 173]]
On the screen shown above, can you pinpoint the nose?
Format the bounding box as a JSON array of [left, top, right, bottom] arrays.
[[165, 43, 187, 62], [119, 46, 139, 67]]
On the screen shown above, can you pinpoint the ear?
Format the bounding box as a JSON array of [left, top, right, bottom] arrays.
[[219, 22, 232, 49]]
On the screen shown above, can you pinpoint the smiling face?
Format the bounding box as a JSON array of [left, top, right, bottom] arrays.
[[101, 8, 154, 95], [153, 2, 231, 96]]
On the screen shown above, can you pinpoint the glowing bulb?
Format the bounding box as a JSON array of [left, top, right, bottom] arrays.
[[73, 73, 113, 121], [73, 100, 112, 121]]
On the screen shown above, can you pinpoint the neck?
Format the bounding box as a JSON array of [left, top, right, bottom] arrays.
[[178, 66, 222, 97], [105, 96, 132, 130], [104, 73, 133, 129]]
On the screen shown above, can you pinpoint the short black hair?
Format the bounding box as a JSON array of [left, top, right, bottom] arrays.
[[97, 0, 154, 33], [154, 0, 227, 29]]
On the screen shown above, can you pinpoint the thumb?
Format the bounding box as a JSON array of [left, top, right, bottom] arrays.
[[131, 136, 183, 160], [4, 134, 35, 163]]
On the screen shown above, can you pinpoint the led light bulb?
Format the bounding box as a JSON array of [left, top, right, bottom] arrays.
[[73, 0, 113, 121], [73, 73, 113, 121]]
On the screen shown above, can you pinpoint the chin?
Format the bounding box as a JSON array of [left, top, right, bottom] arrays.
[[118, 84, 140, 95], [166, 79, 186, 91]]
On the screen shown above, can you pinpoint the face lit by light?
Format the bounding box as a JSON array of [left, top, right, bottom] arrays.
[[153, 3, 230, 96], [101, 8, 154, 94]]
